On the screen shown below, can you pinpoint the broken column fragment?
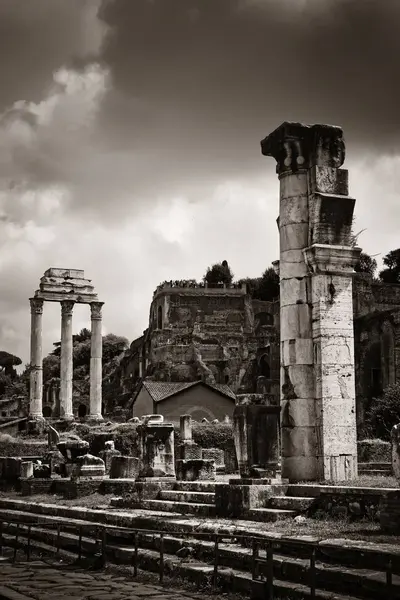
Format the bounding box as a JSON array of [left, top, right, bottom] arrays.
[[261, 122, 360, 482]]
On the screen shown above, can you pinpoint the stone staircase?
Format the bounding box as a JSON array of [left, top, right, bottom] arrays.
[[247, 487, 315, 521], [0, 499, 397, 600], [358, 462, 393, 476], [139, 481, 217, 517], [132, 481, 312, 522]]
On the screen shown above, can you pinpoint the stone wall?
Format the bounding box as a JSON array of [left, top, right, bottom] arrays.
[[353, 275, 400, 432], [122, 286, 280, 402]]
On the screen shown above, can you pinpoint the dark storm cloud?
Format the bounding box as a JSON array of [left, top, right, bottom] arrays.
[[0, 0, 106, 110], [98, 0, 400, 176], [2, 0, 400, 222]]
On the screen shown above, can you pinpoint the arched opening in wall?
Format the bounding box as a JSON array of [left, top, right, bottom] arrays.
[[258, 354, 271, 378], [381, 321, 395, 389], [42, 406, 52, 418], [78, 404, 87, 419], [157, 305, 163, 329], [255, 312, 273, 326]]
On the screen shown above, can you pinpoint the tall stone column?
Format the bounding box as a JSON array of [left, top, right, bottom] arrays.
[[29, 298, 44, 419], [89, 302, 104, 420], [261, 122, 360, 482], [59, 300, 75, 420]]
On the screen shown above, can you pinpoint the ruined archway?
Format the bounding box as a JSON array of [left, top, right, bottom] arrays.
[[29, 268, 104, 422]]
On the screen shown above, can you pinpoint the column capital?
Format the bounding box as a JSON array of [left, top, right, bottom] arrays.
[[304, 244, 361, 275], [90, 301, 104, 320], [261, 121, 345, 176], [61, 299, 75, 316], [30, 297, 44, 315]]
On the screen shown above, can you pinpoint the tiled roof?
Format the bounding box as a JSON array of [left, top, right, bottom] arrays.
[[142, 380, 236, 403]]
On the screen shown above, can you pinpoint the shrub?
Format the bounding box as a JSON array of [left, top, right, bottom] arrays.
[[357, 439, 391, 462], [365, 384, 400, 441]]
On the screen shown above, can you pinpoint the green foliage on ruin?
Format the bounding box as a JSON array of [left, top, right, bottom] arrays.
[[238, 265, 279, 302], [203, 260, 233, 286], [379, 248, 400, 283], [0, 350, 26, 400], [355, 252, 378, 277], [42, 329, 129, 402], [365, 383, 400, 440]]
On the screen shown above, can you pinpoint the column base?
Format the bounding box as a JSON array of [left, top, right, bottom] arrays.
[[59, 414, 75, 423], [85, 414, 104, 424], [28, 414, 45, 421]]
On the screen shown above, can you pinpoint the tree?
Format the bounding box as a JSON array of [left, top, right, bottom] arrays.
[[239, 266, 280, 302], [256, 267, 280, 301], [354, 252, 377, 277], [379, 248, 400, 283], [203, 260, 233, 286], [0, 351, 22, 378], [366, 384, 400, 440]]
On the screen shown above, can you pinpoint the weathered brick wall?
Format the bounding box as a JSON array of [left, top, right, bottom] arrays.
[[20, 478, 53, 496]]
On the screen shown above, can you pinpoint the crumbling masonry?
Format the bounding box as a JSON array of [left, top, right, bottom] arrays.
[[262, 122, 360, 482]]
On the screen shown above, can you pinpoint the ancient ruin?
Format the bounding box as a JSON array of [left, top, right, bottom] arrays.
[[29, 268, 104, 421], [262, 122, 360, 482]]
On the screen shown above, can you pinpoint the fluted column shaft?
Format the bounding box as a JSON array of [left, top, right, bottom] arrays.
[[60, 300, 74, 420], [89, 302, 104, 420], [29, 298, 44, 419]]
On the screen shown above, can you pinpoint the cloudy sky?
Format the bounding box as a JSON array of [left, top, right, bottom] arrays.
[[1, 0, 399, 365]]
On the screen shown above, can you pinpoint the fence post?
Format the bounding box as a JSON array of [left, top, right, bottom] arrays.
[[13, 524, 19, 563], [102, 528, 107, 566], [159, 533, 164, 584], [309, 547, 316, 599], [133, 531, 139, 576], [26, 525, 31, 562], [386, 559, 393, 600], [78, 526, 82, 561], [213, 534, 219, 590], [266, 541, 274, 600], [252, 538, 259, 580], [56, 525, 61, 555]]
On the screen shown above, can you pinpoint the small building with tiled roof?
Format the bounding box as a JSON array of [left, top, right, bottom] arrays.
[[131, 379, 236, 422]]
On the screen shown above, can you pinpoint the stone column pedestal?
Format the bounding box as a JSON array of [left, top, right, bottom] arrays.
[[262, 121, 359, 482], [29, 298, 44, 420], [88, 302, 104, 421], [59, 300, 74, 420]]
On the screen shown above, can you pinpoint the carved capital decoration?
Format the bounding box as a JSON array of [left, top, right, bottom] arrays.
[[261, 121, 345, 176], [61, 300, 75, 317], [90, 301, 104, 320], [30, 297, 44, 315]]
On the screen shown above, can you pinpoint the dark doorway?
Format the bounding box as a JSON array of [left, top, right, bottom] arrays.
[[42, 406, 52, 418], [78, 404, 87, 419], [259, 354, 271, 378], [371, 368, 382, 397], [157, 306, 163, 329]]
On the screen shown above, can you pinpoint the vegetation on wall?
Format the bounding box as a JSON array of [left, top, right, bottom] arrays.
[[379, 248, 400, 283], [238, 266, 279, 302], [355, 252, 378, 278], [365, 383, 400, 440], [42, 328, 129, 406], [203, 260, 234, 286], [0, 350, 27, 402]]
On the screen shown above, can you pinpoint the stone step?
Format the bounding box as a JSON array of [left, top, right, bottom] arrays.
[[247, 507, 296, 522], [140, 499, 216, 517], [358, 469, 393, 476], [268, 496, 315, 511], [359, 462, 392, 470], [159, 490, 215, 504], [2, 522, 386, 600], [174, 481, 216, 493]]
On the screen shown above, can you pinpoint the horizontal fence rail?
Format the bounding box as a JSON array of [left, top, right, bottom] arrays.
[[0, 519, 398, 599]]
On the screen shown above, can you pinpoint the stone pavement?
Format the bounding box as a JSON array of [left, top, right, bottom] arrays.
[[0, 560, 204, 600]]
